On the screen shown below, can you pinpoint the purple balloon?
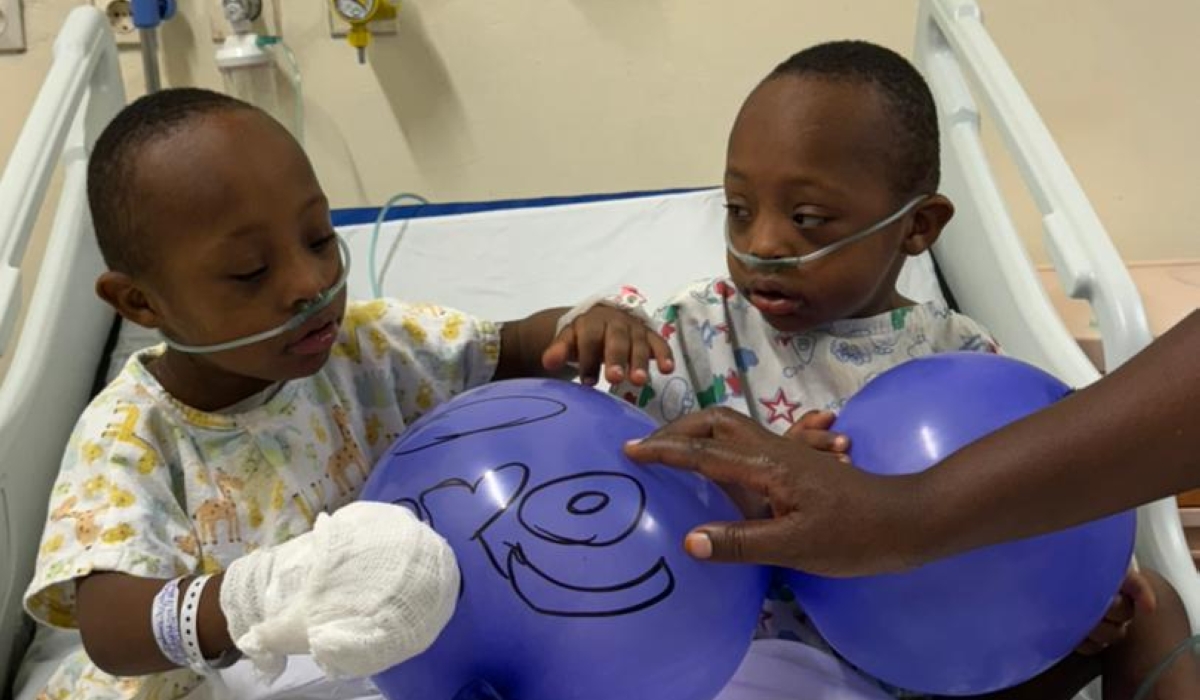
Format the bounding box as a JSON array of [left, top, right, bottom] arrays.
[[787, 352, 1136, 696], [361, 378, 768, 700]]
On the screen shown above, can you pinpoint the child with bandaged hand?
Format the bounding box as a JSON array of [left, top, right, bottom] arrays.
[[22, 88, 670, 700]]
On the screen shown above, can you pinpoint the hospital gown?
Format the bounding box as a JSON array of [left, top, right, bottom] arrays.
[[23, 299, 500, 700], [612, 277, 999, 699]]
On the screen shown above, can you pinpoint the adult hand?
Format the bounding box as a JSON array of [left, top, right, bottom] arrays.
[[624, 407, 927, 577]]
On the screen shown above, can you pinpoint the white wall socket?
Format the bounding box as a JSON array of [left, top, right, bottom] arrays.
[[0, 0, 27, 53]]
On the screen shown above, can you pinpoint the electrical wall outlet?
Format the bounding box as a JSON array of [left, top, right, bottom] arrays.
[[209, 0, 282, 42], [91, 0, 140, 47], [327, 6, 396, 39], [0, 0, 27, 53]]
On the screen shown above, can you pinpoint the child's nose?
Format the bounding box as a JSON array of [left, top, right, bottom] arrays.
[[744, 218, 796, 261], [287, 258, 333, 310]]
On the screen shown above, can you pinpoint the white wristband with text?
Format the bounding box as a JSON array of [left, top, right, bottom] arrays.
[[554, 285, 653, 336]]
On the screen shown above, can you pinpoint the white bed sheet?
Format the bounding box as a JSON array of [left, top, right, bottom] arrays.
[[16, 629, 896, 700], [218, 639, 898, 700]]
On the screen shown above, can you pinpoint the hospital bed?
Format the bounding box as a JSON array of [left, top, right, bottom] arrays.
[[1, 1, 1194, 698]]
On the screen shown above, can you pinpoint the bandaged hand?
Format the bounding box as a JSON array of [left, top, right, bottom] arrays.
[[219, 501, 459, 679]]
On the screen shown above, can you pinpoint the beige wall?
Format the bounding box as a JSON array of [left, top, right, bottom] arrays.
[[1, 1, 1197, 372]]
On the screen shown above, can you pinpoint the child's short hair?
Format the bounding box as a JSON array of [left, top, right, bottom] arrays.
[[767, 40, 939, 198], [87, 88, 260, 273]]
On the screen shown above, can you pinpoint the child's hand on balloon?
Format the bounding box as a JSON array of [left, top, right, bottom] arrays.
[[784, 410, 851, 463], [1075, 570, 1157, 656], [543, 305, 674, 386]]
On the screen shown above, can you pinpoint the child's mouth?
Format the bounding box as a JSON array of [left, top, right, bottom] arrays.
[[748, 288, 803, 316], [288, 320, 339, 356]]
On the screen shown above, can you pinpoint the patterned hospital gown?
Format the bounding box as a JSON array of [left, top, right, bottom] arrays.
[[612, 277, 999, 698], [23, 300, 500, 700]]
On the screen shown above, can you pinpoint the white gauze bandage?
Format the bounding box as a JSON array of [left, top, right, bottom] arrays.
[[219, 501, 460, 680]]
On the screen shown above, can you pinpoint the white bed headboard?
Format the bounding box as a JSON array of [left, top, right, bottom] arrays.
[[333, 191, 946, 321], [0, 7, 122, 691]]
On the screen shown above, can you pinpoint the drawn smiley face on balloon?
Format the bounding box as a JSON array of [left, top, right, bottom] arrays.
[[360, 379, 767, 700]]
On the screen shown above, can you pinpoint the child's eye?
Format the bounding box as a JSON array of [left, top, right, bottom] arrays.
[[793, 212, 829, 229], [310, 233, 337, 252], [724, 203, 751, 222], [230, 266, 267, 283]]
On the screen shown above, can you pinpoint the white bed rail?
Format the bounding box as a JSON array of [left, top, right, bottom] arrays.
[[0, 8, 123, 358], [0, 6, 123, 692], [917, 0, 1200, 630]]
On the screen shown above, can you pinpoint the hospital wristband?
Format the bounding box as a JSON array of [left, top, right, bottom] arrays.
[[554, 285, 653, 336], [180, 574, 241, 673], [151, 576, 189, 668]]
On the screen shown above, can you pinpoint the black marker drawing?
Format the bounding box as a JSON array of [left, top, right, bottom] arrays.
[[388, 394, 677, 617], [518, 473, 645, 546], [506, 545, 675, 617], [568, 491, 609, 515], [393, 463, 675, 618], [391, 396, 567, 456], [411, 462, 530, 538]]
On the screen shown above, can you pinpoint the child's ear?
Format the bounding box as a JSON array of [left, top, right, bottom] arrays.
[[903, 194, 954, 255], [95, 271, 163, 329]]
